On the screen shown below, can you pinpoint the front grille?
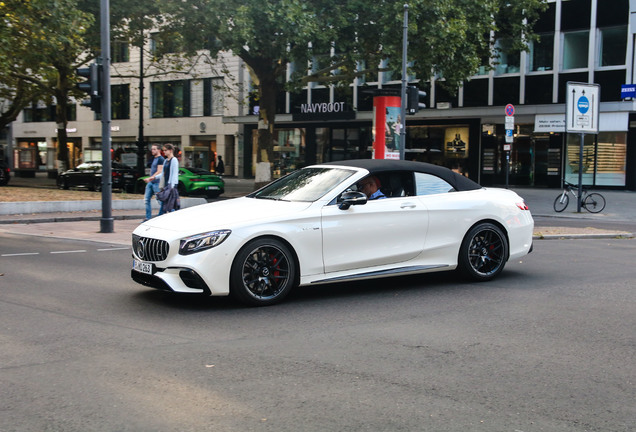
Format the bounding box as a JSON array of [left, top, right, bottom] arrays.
[[133, 234, 169, 261]]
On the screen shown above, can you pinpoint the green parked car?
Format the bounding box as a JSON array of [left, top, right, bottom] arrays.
[[137, 167, 224, 198]]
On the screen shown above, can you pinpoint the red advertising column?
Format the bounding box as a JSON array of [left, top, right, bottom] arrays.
[[373, 95, 402, 159]]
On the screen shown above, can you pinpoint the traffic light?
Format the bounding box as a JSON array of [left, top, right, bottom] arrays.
[[76, 63, 102, 113], [407, 85, 427, 114]]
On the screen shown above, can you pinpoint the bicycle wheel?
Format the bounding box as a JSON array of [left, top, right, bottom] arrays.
[[553, 193, 569, 212], [583, 193, 606, 213]]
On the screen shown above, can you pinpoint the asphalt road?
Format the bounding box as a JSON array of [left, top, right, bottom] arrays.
[[1, 234, 634, 432]]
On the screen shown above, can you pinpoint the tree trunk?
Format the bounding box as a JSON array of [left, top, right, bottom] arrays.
[[55, 71, 70, 173], [254, 74, 279, 189]]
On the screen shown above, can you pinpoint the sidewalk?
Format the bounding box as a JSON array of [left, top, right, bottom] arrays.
[[1, 173, 635, 244]]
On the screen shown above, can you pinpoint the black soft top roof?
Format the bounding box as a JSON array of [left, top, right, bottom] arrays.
[[320, 159, 481, 192]]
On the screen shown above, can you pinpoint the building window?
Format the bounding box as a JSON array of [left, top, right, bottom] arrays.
[[24, 103, 76, 122], [525, 74, 553, 104], [151, 80, 188, 118], [190, 79, 204, 117], [207, 78, 224, 116], [463, 79, 489, 107], [598, 26, 627, 67], [528, 33, 554, 72], [152, 79, 223, 118], [111, 84, 130, 119], [494, 39, 520, 75], [562, 31, 589, 70], [112, 41, 129, 63], [150, 32, 180, 56]]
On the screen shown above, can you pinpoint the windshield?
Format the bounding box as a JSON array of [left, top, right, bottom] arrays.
[[249, 167, 355, 202]]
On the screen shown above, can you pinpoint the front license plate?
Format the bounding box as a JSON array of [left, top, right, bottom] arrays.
[[132, 259, 153, 275]]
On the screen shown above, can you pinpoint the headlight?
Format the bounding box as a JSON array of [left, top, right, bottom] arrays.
[[179, 230, 231, 255]]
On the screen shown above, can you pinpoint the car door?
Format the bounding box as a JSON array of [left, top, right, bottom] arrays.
[[321, 192, 428, 274]]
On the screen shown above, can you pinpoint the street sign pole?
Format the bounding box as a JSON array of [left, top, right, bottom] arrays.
[[504, 104, 515, 189], [578, 133, 585, 212], [565, 82, 600, 213]]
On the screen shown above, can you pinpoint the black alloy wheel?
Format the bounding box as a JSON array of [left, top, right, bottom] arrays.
[[230, 238, 297, 306], [457, 222, 509, 281]]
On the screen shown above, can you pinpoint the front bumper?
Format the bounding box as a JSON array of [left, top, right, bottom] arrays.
[[131, 266, 211, 295]]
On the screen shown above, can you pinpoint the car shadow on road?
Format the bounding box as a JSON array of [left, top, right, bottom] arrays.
[[129, 269, 528, 311], [132, 289, 243, 311]]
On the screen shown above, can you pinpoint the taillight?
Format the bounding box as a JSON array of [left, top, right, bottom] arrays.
[[516, 202, 529, 211]]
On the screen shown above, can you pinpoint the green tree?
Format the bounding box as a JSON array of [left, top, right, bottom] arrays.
[[165, 0, 545, 182], [0, 0, 95, 169]]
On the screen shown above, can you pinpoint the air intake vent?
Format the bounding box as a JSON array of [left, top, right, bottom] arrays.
[[133, 234, 169, 261]]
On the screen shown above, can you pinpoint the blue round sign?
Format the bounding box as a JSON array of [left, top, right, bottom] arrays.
[[577, 96, 590, 114]]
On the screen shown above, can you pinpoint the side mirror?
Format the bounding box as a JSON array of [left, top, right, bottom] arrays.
[[338, 191, 367, 210]]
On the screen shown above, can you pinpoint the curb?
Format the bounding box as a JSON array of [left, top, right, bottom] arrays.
[[533, 232, 634, 240]]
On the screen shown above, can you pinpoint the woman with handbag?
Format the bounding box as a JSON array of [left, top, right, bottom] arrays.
[[154, 144, 180, 214]]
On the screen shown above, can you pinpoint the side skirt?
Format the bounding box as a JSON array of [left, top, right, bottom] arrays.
[[310, 264, 450, 285]]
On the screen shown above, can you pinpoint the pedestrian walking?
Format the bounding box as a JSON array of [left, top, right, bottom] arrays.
[[142, 144, 164, 221], [216, 155, 225, 176], [155, 144, 180, 214]]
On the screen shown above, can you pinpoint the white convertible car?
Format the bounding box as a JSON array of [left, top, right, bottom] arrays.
[[131, 159, 534, 306]]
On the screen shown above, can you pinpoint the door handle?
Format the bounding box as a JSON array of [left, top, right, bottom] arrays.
[[400, 202, 417, 209]]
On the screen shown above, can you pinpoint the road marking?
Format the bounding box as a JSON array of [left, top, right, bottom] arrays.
[[2, 247, 130, 257]]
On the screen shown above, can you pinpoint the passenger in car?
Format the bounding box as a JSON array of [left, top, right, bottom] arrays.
[[358, 176, 386, 200]]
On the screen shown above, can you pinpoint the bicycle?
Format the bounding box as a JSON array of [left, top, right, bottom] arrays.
[[553, 181, 606, 213]]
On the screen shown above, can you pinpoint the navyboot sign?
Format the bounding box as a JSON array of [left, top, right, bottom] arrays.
[[293, 101, 355, 121], [300, 102, 346, 114]]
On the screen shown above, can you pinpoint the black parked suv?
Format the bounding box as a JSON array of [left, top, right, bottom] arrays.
[[0, 160, 10, 186], [57, 161, 139, 192]]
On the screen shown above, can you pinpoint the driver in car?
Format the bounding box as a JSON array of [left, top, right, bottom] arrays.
[[358, 176, 386, 200]]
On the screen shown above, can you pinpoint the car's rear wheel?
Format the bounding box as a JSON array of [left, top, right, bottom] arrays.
[[230, 238, 297, 306], [177, 182, 187, 196], [457, 222, 508, 281]]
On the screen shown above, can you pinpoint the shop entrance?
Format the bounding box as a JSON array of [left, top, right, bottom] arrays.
[[480, 125, 563, 187]]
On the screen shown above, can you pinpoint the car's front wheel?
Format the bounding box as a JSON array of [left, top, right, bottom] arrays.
[[230, 238, 297, 306], [457, 222, 508, 281]]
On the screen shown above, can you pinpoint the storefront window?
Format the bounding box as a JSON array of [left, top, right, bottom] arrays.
[[565, 132, 626, 186], [273, 128, 306, 178], [407, 125, 470, 175], [183, 145, 211, 170]]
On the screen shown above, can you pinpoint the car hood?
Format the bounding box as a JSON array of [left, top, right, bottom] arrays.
[[136, 197, 313, 235]]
